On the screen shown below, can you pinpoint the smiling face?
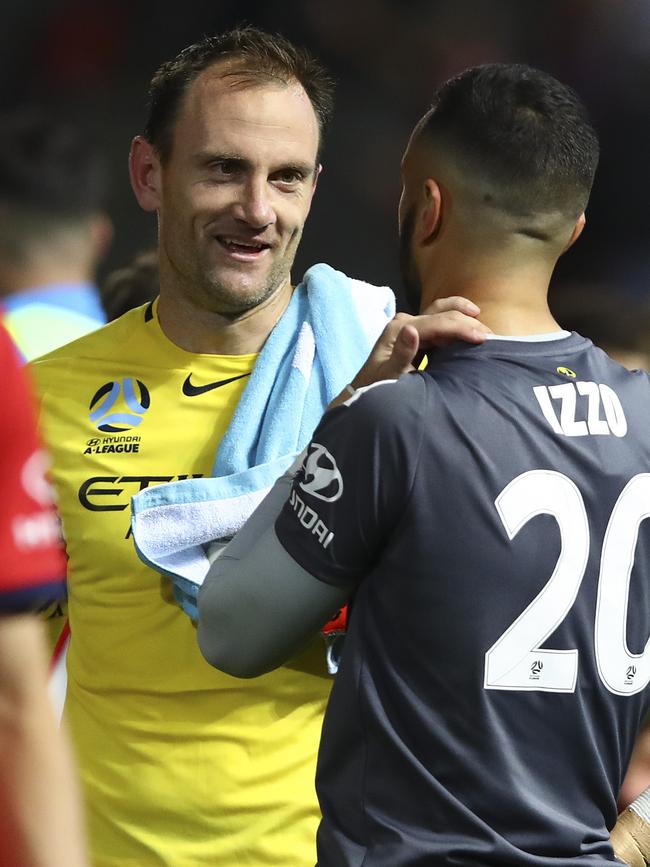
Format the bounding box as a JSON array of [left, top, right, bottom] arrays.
[[154, 64, 320, 316]]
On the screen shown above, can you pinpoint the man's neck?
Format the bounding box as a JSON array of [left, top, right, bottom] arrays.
[[465, 298, 562, 336], [421, 261, 561, 336], [156, 279, 294, 355]]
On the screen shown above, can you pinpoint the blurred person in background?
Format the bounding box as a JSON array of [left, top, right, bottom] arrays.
[[29, 27, 484, 867], [551, 285, 650, 372], [0, 315, 88, 867], [0, 108, 112, 362], [99, 248, 158, 321]]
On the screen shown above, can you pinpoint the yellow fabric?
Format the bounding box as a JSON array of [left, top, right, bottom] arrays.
[[31, 302, 330, 867], [42, 599, 68, 653]]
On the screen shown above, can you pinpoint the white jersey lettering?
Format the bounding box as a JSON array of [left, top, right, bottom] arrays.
[[533, 381, 627, 438]]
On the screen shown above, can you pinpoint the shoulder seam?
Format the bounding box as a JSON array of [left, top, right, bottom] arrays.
[[400, 374, 429, 518]]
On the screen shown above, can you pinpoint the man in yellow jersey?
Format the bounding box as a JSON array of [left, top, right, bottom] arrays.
[[30, 28, 486, 867]]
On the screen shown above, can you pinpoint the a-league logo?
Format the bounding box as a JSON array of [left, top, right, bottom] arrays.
[[89, 378, 150, 433]]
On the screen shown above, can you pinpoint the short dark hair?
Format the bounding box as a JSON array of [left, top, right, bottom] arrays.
[[145, 27, 335, 162], [0, 108, 107, 218], [418, 64, 599, 220]]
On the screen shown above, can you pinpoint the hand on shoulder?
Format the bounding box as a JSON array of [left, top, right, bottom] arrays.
[[330, 296, 490, 408]]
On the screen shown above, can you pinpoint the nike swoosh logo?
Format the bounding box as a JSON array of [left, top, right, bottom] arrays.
[[182, 372, 251, 396]]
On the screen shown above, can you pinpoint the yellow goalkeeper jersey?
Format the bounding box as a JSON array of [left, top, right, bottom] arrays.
[[31, 301, 330, 867]]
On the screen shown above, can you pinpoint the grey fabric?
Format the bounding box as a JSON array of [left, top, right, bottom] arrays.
[[198, 468, 351, 678], [276, 333, 650, 866]]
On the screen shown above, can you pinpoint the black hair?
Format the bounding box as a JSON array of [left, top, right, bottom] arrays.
[[419, 64, 599, 219], [0, 108, 107, 218]]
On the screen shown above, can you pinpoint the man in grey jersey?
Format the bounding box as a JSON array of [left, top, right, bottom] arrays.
[[197, 64, 648, 866]]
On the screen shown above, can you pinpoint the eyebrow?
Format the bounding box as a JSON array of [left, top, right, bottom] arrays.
[[196, 152, 316, 178]]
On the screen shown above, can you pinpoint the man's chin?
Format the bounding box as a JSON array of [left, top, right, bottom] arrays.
[[200, 275, 279, 317]]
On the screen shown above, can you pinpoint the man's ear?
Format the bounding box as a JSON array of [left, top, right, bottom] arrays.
[[562, 212, 586, 254], [418, 178, 442, 244], [129, 136, 162, 213], [303, 163, 322, 218]]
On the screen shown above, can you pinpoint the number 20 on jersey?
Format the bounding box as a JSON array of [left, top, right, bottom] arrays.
[[484, 470, 650, 696]]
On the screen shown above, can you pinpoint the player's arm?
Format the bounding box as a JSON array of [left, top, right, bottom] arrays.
[[0, 613, 88, 867], [610, 788, 650, 867], [620, 716, 650, 811], [25, 363, 71, 654], [0, 322, 88, 866], [198, 475, 352, 678], [199, 376, 425, 677]]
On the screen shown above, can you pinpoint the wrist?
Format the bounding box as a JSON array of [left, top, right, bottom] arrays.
[[327, 382, 359, 412], [615, 804, 650, 865], [630, 789, 650, 827]]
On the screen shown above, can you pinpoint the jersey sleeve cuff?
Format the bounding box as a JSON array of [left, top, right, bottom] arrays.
[[274, 516, 362, 589], [0, 579, 67, 615]]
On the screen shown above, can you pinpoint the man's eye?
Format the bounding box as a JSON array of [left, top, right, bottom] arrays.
[[211, 160, 239, 177], [275, 170, 303, 185]]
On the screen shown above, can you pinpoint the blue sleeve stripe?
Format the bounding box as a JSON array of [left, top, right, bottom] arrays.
[[0, 580, 67, 614]]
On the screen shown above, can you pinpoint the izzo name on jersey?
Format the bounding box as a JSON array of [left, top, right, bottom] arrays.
[[289, 487, 334, 548], [533, 381, 627, 438]]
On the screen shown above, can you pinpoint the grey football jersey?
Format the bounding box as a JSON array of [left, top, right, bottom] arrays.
[[275, 333, 650, 866]]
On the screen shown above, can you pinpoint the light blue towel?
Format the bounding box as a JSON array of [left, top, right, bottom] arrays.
[[131, 264, 394, 615]]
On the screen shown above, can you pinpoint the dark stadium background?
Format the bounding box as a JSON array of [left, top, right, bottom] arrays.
[[3, 0, 649, 311]]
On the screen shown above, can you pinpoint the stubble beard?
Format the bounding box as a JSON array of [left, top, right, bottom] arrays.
[[198, 259, 290, 317], [183, 234, 300, 318]]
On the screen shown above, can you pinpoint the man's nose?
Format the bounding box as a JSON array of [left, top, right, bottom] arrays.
[[234, 177, 276, 230]]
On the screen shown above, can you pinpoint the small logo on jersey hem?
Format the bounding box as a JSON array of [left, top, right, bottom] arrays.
[[625, 665, 637, 686], [529, 660, 543, 681], [182, 372, 250, 397]]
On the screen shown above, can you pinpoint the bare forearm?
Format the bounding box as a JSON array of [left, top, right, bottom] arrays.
[[0, 616, 88, 867], [620, 724, 650, 811]]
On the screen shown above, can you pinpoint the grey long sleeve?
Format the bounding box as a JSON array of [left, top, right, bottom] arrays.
[[197, 467, 351, 678]]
